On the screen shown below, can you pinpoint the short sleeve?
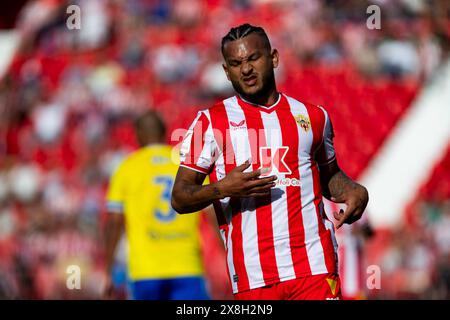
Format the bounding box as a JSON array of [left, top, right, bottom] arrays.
[[106, 163, 126, 214], [179, 111, 217, 174], [315, 107, 336, 166]]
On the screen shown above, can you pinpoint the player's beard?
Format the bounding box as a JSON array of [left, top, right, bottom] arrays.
[[231, 69, 276, 104]]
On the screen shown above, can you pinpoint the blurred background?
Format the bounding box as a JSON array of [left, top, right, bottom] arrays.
[[0, 0, 449, 299]]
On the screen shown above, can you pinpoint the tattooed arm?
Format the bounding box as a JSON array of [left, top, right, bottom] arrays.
[[319, 159, 369, 229], [171, 161, 277, 214], [171, 167, 222, 213]]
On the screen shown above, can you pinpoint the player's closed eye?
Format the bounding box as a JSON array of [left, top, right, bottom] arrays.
[[248, 54, 260, 62]]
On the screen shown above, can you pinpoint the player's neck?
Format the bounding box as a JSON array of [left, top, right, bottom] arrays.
[[240, 88, 280, 108]]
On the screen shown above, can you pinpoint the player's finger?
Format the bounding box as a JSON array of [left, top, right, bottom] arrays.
[[246, 183, 276, 194], [333, 209, 344, 221], [345, 208, 364, 225], [243, 191, 271, 198], [242, 168, 262, 179], [243, 167, 274, 179], [336, 206, 355, 227], [331, 196, 346, 204], [246, 175, 277, 188], [336, 204, 358, 229], [235, 160, 251, 172]]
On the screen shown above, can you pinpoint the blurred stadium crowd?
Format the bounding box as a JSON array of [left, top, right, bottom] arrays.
[[0, 0, 449, 299]]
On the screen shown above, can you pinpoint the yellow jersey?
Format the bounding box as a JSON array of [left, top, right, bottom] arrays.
[[106, 144, 204, 281]]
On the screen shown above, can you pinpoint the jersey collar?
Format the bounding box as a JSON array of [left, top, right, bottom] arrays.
[[237, 93, 284, 114]]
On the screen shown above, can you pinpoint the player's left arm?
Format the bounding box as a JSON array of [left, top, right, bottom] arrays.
[[319, 159, 369, 229], [315, 106, 368, 229]]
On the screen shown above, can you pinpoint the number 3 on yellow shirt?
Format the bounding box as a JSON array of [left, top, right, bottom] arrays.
[[153, 175, 176, 222]]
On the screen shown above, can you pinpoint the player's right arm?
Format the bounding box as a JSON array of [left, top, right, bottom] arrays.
[[171, 161, 277, 214], [172, 111, 276, 214]]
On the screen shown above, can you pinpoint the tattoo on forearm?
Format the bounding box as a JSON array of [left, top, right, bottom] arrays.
[[175, 171, 219, 213], [185, 184, 202, 197], [182, 173, 207, 196], [328, 171, 360, 199]]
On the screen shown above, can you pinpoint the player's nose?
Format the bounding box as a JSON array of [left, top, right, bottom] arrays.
[[241, 61, 253, 75]]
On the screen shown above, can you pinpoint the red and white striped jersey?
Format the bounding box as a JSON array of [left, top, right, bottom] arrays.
[[179, 93, 339, 294]]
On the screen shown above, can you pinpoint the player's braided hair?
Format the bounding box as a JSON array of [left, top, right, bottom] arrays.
[[221, 23, 271, 55]]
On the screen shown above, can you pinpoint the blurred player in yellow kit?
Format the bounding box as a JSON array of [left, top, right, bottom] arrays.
[[103, 111, 209, 300]]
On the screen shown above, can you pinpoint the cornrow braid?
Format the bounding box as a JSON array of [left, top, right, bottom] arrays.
[[221, 23, 271, 55]]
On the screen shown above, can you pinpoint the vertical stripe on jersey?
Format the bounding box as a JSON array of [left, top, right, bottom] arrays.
[[180, 112, 201, 165], [321, 202, 339, 268], [260, 110, 296, 281], [285, 96, 328, 275], [224, 218, 237, 292], [209, 100, 249, 293], [208, 166, 227, 226], [185, 112, 209, 169], [206, 116, 237, 292], [324, 200, 341, 271], [275, 99, 311, 277], [237, 98, 280, 285], [224, 97, 264, 289], [311, 163, 337, 273], [306, 103, 337, 273], [197, 112, 217, 170]]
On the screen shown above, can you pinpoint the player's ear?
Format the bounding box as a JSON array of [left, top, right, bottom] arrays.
[[271, 49, 279, 69], [222, 63, 231, 81]]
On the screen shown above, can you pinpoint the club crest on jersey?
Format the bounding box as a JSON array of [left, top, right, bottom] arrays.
[[295, 114, 311, 132]]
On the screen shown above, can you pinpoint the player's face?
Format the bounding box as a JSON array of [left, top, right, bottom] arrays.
[[222, 33, 279, 100]]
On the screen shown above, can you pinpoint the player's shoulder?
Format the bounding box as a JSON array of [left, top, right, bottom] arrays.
[[135, 144, 174, 162], [120, 145, 174, 169], [202, 96, 240, 114], [145, 143, 173, 154], [284, 94, 330, 120], [189, 96, 241, 123], [120, 145, 162, 163], [285, 94, 328, 112], [113, 149, 141, 173]]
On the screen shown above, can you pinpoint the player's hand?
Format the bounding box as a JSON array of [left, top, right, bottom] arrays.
[[331, 185, 368, 229], [217, 160, 277, 198]]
